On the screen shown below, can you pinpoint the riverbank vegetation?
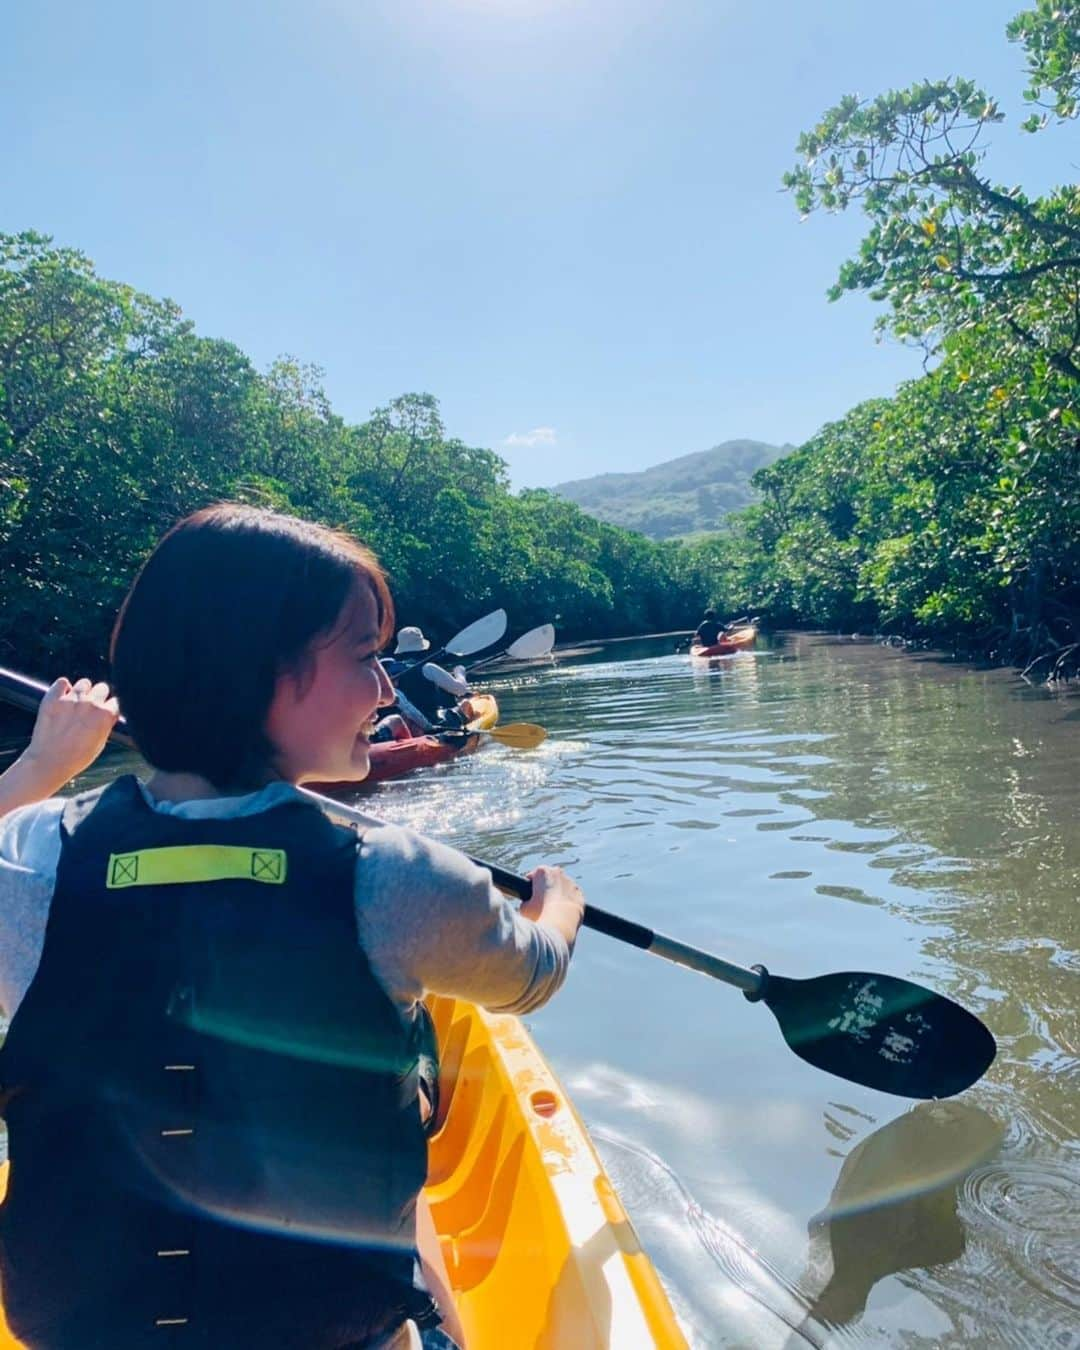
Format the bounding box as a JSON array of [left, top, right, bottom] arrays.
[[2, 1, 1076, 680], [691, 0, 1080, 679], [0, 231, 712, 673]]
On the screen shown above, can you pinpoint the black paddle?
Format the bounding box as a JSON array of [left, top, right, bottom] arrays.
[[0, 664, 996, 1100], [480, 861, 995, 1098], [301, 790, 996, 1100]]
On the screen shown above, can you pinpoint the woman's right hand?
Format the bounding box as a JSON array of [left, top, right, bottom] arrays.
[[520, 865, 585, 949], [0, 677, 119, 819], [23, 677, 119, 790]]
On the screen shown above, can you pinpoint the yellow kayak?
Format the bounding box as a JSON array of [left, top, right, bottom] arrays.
[[0, 996, 686, 1347], [426, 996, 687, 1347]]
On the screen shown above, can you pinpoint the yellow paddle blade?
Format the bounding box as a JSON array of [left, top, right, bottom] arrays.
[[485, 722, 547, 749]]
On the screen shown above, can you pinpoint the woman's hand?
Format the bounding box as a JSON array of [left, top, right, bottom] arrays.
[[0, 678, 119, 816], [519, 865, 585, 949]]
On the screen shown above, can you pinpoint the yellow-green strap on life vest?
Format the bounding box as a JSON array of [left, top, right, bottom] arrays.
[[106, 845, 287, 889]]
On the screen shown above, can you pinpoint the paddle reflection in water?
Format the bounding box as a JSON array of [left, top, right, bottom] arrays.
[[796, 1102, 1004, 1336]]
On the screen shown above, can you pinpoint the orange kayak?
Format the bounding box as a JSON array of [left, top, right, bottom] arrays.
[[690, 625, 757, 658]]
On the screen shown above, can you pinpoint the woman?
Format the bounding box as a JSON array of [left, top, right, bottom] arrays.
[[0, 505, 584, 1348]]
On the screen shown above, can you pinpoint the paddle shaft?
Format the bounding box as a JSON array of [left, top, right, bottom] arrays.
[[0, 664, 763, 997], [494, 875, 764, 993]]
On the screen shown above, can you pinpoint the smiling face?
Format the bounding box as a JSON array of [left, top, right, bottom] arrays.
[[264, 577, 396, 785]]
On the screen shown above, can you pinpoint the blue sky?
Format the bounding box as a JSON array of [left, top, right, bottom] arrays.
[[5, 0, 1073, 486]]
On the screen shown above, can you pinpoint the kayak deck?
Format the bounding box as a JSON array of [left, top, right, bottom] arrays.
[[690, 625, 757, 658], [0, 997, 686, 1347], [426, 995, 687, 1346]]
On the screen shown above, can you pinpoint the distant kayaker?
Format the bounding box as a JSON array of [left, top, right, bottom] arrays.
[[694, 607, 724, 647], [0, 504, 584, 1349], [386, 625, 473, 730]]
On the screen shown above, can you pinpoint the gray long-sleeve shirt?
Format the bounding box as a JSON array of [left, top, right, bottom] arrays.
[[0, 779, 570, 1023]]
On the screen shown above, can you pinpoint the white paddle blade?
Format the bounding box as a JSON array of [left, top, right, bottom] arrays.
[[446, 608, 508, 656], [505, 624, 555, 660]]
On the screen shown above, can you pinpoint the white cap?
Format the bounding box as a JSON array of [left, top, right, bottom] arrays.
[[394, 626, 431, 654]]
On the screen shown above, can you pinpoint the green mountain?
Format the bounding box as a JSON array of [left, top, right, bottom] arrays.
[[553, 439, 793, 539]]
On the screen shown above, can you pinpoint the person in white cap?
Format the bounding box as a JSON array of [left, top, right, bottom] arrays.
[[379, 627, 472, 733], [379, 627, 429, 686]]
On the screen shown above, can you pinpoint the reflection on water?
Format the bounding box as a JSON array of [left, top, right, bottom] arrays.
[[799, 1101, 1004, 1332], [2, 632, 1078, 1346]]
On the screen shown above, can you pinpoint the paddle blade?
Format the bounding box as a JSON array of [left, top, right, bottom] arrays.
[[487, 722, 547, 749], [761, 971, 996, 1099], [505, 624, 556, 660], [446, 609, 507, 657]]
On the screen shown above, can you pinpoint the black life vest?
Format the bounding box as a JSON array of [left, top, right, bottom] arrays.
[[0, 776, 431, 1348], [695, 620, 722, 646], [393, 664, 454, 723]]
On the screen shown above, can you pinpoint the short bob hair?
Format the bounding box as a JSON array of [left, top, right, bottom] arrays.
[[111, 504, 394, 788]]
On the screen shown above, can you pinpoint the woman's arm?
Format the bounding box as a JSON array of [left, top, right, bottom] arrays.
[[0, 677, 118, 820], [420, 663, 471, 699], [357, 828, 585, 1017]]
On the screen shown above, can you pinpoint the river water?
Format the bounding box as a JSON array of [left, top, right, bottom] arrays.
[[373, 632, 1079, 1349], [2, 632, 1078, 1346]]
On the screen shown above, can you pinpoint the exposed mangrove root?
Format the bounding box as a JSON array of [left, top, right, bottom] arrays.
[[872, 606, 1080, 684], [1021, 641, 1080, 683]]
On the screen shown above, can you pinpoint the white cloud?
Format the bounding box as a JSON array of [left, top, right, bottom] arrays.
[[502, 426, 557, 448]]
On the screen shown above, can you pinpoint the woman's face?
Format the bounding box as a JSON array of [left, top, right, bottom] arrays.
[[265, 579, 396, 784]]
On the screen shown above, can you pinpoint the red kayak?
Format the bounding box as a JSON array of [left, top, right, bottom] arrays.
[[316, 694, 500, 788], [690, 626, 758, 658]]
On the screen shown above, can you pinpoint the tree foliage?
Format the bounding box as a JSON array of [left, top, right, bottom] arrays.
[[0, 232, 709, 675], [1008, 0, 1080, 127], [731, 0, 1080, 677], [783, 78, 1080, 384]]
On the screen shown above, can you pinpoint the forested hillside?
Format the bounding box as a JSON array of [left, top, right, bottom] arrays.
[[554, 439, 791, 538]]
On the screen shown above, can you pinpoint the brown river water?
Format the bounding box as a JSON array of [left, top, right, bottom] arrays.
[[2, 632, 1078, 1346]]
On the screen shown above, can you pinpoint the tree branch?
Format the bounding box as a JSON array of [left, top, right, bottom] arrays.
[[1005, 315, 1080, 380], [955, 257, 1080, 286]]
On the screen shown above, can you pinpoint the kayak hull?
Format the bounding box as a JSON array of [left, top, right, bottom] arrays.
[[425, 996, 687, 1347], [0, 995, 687, 1347], [690, 626, 757, 658], [366, 693, 498, 782], [314, 694, 500, 788]]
